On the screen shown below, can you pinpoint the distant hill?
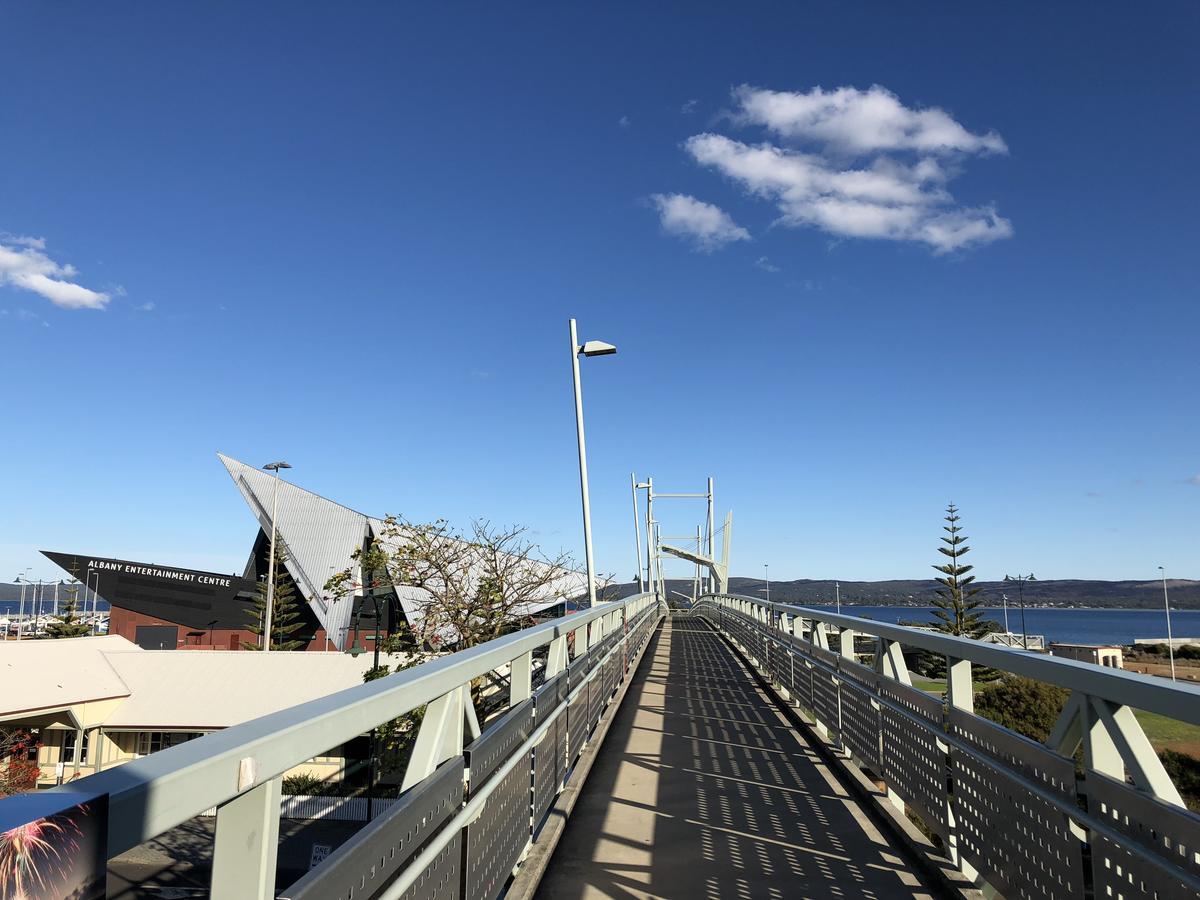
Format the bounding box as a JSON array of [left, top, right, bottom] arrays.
[[609, 577, 1200, 610], [7, 576, 1197, 610]]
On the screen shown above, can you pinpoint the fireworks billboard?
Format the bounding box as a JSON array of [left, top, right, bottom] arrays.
[[0, 791, 106, 900]]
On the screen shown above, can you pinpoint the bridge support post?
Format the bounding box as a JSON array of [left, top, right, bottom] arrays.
[[1048, 691, 1184, 807], [212, 773, 281, 900], [402, 686, 467, 791]]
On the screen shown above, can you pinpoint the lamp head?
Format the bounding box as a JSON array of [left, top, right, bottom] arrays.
[[578, 340, 617, 357], [263, 461, 292, 472]]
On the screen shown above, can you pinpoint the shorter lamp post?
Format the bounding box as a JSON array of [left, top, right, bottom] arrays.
[[1158, 566, 1177, 682], [261, 460, 292, 652], [1003, 573, 1036, 650], [764, 564, 770, 605]]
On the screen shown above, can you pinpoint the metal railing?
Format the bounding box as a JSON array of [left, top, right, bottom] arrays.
[[697, 593, 1200, 899], [37, 592, 665, 899]]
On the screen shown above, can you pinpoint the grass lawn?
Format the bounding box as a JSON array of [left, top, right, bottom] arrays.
[[1134, 710, 1200, 754], [911, 677, 947, 693]]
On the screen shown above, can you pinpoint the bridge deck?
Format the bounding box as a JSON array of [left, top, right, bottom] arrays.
[[537, 616, 940, 900]]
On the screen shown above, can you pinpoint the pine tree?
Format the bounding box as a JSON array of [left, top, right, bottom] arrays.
[[931, 503, 993, 638], [243, 551, 306, 650], [46, 565, 93, 639]]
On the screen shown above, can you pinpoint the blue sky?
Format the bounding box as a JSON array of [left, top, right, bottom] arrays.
[[2, 3, 1198, 584]]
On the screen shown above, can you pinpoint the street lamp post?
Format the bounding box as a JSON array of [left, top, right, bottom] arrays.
[[14, 569, 31, 641], [764, 564, 770, 604], [261, 461, 292, 651], [88, 571, 102, 635], [1158, 566, 1177, 682], [568, 319, 616, 607], [1003, 573, 1036, 650]]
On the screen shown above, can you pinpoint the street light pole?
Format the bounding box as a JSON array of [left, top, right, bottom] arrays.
[[764, 564, 770, 604], [262, 461, 292, 651], [568, 318, 616, 607], [14, 569, 30, 641], [1159, 566, 1177, 682], [1003, 573, 1036, 650], [630, 473, 645, 592]]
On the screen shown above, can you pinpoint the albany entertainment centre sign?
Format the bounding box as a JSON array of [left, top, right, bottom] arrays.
[[84, 557, 233, 588]]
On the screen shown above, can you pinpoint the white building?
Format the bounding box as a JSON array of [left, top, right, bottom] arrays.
[[0, 635, 383, 787]]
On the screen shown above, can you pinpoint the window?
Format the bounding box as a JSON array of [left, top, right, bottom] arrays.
[[135, 732, 201, 757], [61, 730, 88, 765]]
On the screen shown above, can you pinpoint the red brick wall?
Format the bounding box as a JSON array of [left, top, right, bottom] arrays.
[[107, 606, 339, 652]]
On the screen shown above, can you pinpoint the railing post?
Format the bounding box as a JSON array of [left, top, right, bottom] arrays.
[[839, 627, 857, 662], [511, 650, 533, 705], [212, 772, 281, 899], [545, 634, 568, 678], [944, 657, 977, 879]]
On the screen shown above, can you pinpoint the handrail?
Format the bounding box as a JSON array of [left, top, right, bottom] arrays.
[[42, 592, 661, 857], [712, 593, 1200, 724]]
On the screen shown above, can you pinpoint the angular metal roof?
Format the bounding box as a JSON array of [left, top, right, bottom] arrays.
[[218, 454, 367, 649]]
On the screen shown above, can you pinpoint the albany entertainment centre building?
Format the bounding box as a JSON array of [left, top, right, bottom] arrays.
[[44, 454, 584, 652]]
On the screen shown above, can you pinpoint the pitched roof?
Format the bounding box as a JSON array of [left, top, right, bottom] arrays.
[[101, 650, 380, 729], [0, 635, 138, 715]]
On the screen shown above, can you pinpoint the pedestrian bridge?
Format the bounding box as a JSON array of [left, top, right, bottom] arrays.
[[16, 593, 1200, 899]]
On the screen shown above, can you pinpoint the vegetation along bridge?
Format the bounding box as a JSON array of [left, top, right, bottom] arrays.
[[9, 591, 1200, 899]]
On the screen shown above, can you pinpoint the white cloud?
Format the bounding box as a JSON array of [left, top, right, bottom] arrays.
[[734, 84, 1007, 156], [649, 193, 750, 252], [681, 99, 698, 115], [754, 255, 780, 272], [681, 84, 1012, 254], [135, 301, 156, 312], [0, 235, 111, 309], [619, 115, 631, 128]]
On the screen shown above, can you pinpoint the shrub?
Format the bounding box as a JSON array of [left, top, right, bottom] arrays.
[[974, 676, 1070, 742], [281, 772, 325, 795], [1160, 750, 1200, 811]]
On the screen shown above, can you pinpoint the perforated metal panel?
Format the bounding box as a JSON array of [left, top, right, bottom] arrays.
[[838, 679, 881, 770], [567, 680, 589, 764], [1088, 771, 1200, 900], [463, 755, 531, 900], [791, 656, 814, 711], [532, 716, 561, 836], [880, 703, 949, 841], [811, 666, 840, 736], [279, 756, 464, 900], [533, 671, 568, 835], [467, 699, 533, 788]]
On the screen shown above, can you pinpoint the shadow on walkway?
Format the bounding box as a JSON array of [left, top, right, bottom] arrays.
[[536, 616, 940, 900]]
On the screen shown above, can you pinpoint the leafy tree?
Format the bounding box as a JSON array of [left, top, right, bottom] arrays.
[[243, 550, 306, 650], [327, 516, 579, 652], [46, 565, 93, 639], [974, 676, 1070, 742], [931, 504, 992, 638]]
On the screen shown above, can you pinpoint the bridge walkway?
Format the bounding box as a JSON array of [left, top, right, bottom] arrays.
[[537, 616, 940, 900]]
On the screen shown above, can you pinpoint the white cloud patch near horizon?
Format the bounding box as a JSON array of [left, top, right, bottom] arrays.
[[662, 84, 1012, 254], [650, 193, 750, 252], [0, 235, 111, 309]]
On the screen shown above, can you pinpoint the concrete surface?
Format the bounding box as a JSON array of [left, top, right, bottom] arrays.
[[535, 617, 940, 900]]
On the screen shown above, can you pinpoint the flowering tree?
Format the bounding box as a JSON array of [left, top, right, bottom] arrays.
[[0, 729, 41, 796]]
